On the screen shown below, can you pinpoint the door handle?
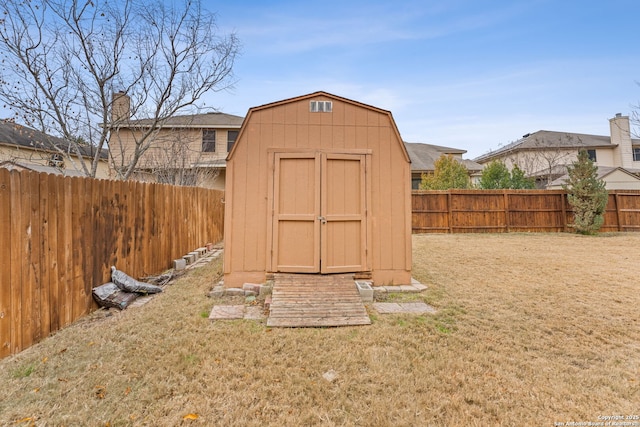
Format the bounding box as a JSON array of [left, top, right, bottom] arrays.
[[318, 216, 327, 224]]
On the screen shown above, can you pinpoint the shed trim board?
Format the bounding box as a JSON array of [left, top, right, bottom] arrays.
[[267, 149, 371, 274], [223, 91, 412, 287]]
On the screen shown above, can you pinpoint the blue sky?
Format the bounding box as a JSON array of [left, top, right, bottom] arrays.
[[206, 0, 640, 159]]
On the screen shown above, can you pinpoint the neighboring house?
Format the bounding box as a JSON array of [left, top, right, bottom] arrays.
[[547, 166, 640, 190], [404, 142, 483, 189], [109, 93, 244, 190], [474, 114, 640, 188], [0, 119, 110, 178]]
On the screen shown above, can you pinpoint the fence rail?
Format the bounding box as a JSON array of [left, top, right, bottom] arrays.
[[0, 169, 224, 359], [412, 189, 640, 233]]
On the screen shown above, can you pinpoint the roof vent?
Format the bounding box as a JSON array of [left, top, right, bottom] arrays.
[[522, 133, 531, 138], [615, 113, 622, 118]]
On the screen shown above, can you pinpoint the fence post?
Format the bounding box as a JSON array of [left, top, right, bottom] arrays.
[[503, 190, 510, 233], [614, 192, 621, 231], [447, 191, 453, 233], [561, 191, 568, 232]]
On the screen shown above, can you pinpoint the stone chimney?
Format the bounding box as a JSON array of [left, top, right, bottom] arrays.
[[112, 91, 131, 123], [609, 113, 633, 168]]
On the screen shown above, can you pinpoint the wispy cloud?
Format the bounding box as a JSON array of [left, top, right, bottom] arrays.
[[229, 1, 531, 55]]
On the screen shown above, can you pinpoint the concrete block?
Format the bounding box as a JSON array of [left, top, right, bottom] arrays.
[[196, 247, 207, 256], [208, 285, 225, 298], [355, 281, 374, 303], [188, 251, 200, 261], [225, 287, 245, 297], [173, 259, 186, 271], [182, 254, 195, 265], [400, 285, 419, 293], [264, 296, 272, 310], [243, 283, 262, 294], [413, 283, 428, 291], [259, 285, 272, 297], [209, 305, 244, 320]]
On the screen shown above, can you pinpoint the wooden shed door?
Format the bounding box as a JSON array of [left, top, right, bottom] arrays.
[[271, 152, 368, 274]]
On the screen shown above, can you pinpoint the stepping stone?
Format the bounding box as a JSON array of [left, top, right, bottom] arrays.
[[373, 302, 436, 315], [244, 306, 265, 320], [209, 305, 245, 320], [398, 302, 436, 314]]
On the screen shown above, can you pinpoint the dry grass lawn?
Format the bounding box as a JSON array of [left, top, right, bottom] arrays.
[[1, 233, 639, 426]]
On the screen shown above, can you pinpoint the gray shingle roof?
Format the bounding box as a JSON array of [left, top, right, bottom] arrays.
[[124, 112, 244, 128], [0, 120, 108, 160], [404, 142, 482, 173], [474, 130, 640, 163], [548, 166, 640, 187]]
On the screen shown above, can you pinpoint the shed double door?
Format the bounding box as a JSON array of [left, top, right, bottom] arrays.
[[271, 152, 369, 274]]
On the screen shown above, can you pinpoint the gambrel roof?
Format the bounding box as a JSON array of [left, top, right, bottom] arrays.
[[228, 91, 411, 163]]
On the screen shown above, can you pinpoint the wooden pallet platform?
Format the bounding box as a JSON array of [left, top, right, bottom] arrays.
[[267, 273, 371, 327]]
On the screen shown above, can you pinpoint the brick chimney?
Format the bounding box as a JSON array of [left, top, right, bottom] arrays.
[[112, 91, 131, 123], [610, 113, 632, 168]]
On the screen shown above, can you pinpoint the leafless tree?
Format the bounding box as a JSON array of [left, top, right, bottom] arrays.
[[502, 134, 582, 187], [141, 126, 221, 187], [0, 0, 239, 178]]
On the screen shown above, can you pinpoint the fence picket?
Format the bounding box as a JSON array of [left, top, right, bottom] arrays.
[[412, 190, 640, 233], [1, 171, 224, 359], [0, 169, 11, 358]]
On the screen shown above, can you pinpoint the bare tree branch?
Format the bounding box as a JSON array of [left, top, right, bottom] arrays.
[[0, 0, 239, 178]]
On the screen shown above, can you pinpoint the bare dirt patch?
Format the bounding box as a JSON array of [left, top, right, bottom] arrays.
[[1, 233, 638, 426]]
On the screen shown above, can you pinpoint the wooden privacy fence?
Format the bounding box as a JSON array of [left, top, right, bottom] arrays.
[[412, 189, 640, 233], [0, 169, 224, 359]]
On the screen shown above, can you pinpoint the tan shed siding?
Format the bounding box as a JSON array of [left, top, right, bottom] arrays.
[[374, 123, 392, 270], [255, 120, 270, 271]]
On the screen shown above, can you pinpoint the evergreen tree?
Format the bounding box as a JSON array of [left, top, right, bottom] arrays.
[[420, 155, 470, 190], [562, 149, 608, 234], [479, 160, 512, 189], [479, 161, 535, 189], [509, 164, 536, 189]]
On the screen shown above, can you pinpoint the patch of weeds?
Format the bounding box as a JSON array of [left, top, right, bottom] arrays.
[[414, 315, 428, 325], [182, 354, 200, 366], [435, 323, 452, 334], [244, 320, 265, 334], [199, 310, 210, 319], [430, 305, 465, 334], [368, 313, 378, 323], [12, 363, 35, 379], [396, 318, 408, 327]]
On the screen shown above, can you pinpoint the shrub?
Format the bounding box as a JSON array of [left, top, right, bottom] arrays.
[[562, 149, 608, 234]]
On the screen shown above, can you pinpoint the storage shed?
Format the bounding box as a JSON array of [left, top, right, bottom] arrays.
[[223, 92, 412, 287]]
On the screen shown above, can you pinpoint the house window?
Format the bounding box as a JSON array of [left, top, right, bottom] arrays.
[[202, 129, 216, 152], [586, 149, 597, 162], [227, 130, 239, 153], [49, 153, 64, 168], [634, 148, 640, 162], [310, 100, 332, 113], [411, 177, 421, 190]]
